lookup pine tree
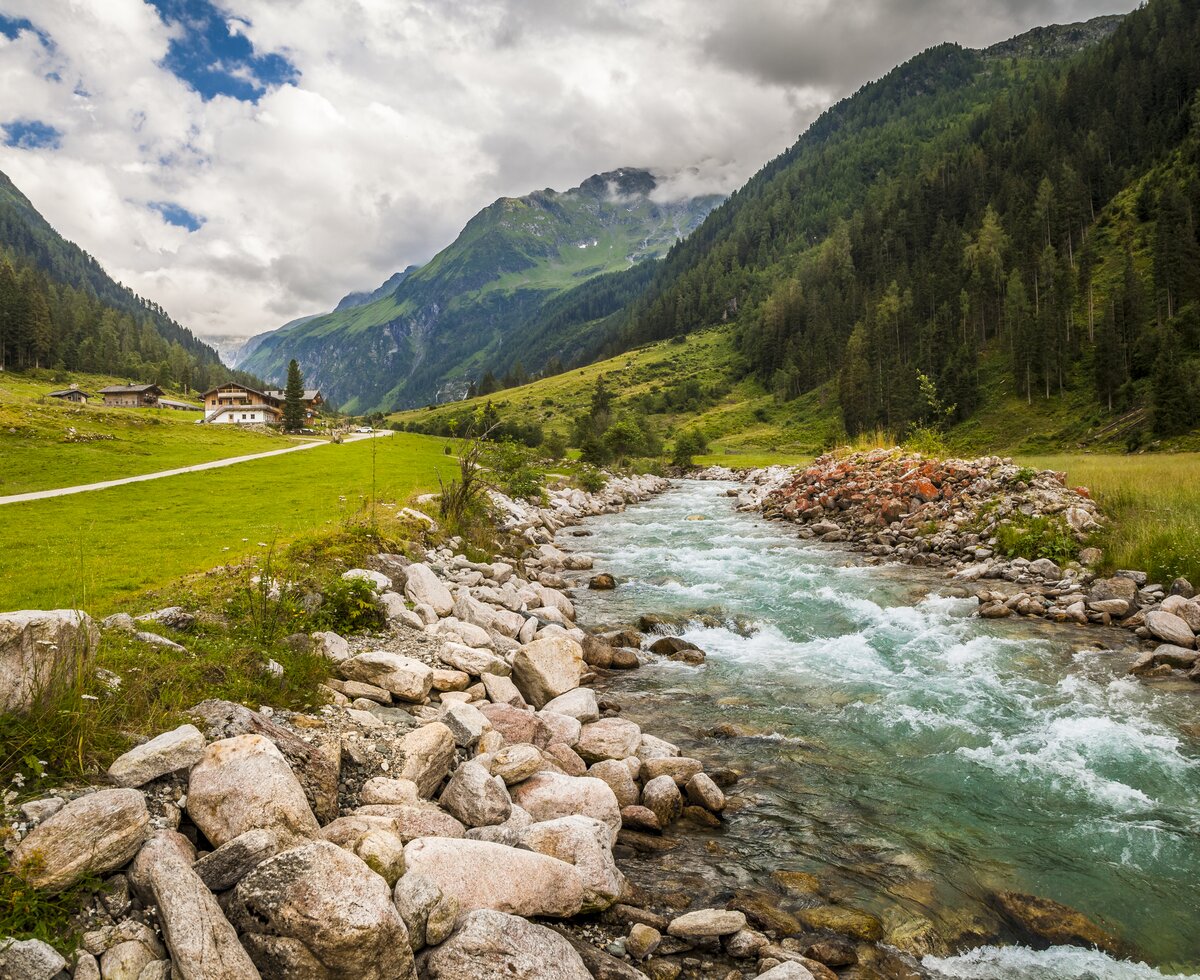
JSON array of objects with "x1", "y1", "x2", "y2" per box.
[{"x1": 283, "y1": 359, "x2": 306, "y2": 431}]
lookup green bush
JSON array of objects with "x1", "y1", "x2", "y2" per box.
[
  {"x1": 994, "y1": 514, "x2": 1077, "y2": 563},
  {"x1": 309, "y1": 575, "x2": 385, "y2": 633},
  {"x1": 578, "y1": 465, "x2": 607, "y2": 493}
]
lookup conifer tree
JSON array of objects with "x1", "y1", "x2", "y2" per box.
[{"x1": 283, "y1": 358, "x2": 306, "y2": 431}]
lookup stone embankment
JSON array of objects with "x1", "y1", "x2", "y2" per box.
[
  {"x1": 696, "y1": 450, "x2": 1200, "y2": 686},
  {"x1": 1, "y1": 473, "x2": 866, "y2": 980}
]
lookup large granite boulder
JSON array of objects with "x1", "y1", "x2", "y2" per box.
[
  {"x1": 511, "y1": 636, "x2": 584, "y2": 708},
  {"x1": 403, "y1": 837, "x2": 585, "y2": 918},
  {"x1": 404, "y1": 563, "x2": 454, "y2": 616},
  {"x1": 107, "y1": 724, "x2": 206, "y2": 787},
  {"x1": 510, "y1": 772, "x2": 621, "y2": 845},
  {"x1": 11, "y1": 788, "x2": 149, "y2": 893},
  {"x1": 0, "y1": 609, "x2": 98, "y2": 713},
  {"x1": 522, "y1": 815, "x2": 624, "y2": 912},
  {"x1": 398, "y1": 723, "x2": 457, "y2": 797},
  {"x1": 421, "y1": 910, "x2": 592, "y2": 979},
  {"x1": 340, "y1": 651, "x2": 433, "y2": 702},
  {"x1": 229, "y1": 840, "x2": 416, "y2": 979},
  {"x1": 186, "y1": 734, "x2": 320, "y2": 849},
  {"x1": 189, "y1": 699, "x2": 340, "y2": 823},
  {"x1": 130, "y1": 832, "x2": 259, "y2": 980}
]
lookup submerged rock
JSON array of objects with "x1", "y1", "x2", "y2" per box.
[{"x1": 990, "y1": 890, "x2": 1123, "y2": 956}]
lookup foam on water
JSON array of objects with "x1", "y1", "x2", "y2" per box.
[
  {"x1": 924, "y1": 945, "x2": 1199, "y2": 979},
  {"x1": 574, "y1": 479, "x2": 1200, "y2": 970}
]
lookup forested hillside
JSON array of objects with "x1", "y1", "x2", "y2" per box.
[
  {"x1": 0, "y1": 171, "x2": 257, "y2": 392},
  {"x1": 592, "y1": 4, "x2": 1200, "y2": 444}
]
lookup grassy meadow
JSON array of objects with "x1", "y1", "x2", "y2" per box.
[
  {"x1": 1018, "y1": 453, "x2": 1200, "y2": 587},
  {"x1": 0, "y1": 431, "x2": 456, "y2": 614},
  {"x1": 0, "y1": 370, "x2": 291, "y2": 496}
]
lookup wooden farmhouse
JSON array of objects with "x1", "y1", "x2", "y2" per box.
[
  {"x1": 200, "y1": 383, "x2": 323, "y2": 425},
  {"x1": 99, "y1": 383, "x2": 164, "y2": 408},
  {"x1": 47, "y1": 386, "x2": 92, "y2": 404}
]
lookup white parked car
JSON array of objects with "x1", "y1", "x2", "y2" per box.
[{"x1": 357, "y1": 425, "x2": 373, "y2": 433}]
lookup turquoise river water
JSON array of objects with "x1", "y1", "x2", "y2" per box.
[{"x1": 571, "y1": 480, "x2": 1200, "y2": 979}]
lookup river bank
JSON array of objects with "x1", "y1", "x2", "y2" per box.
[
  {"x1": 694, "y1": 451, "x2": 1200, "y2": 688},
  {"x1": 568, "y1": 479, "x2": 1200, "y2": 979}
]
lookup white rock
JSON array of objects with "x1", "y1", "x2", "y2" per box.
[
  {"x1": 230, "y1": 840, "x2": 416, "y2": 979},
  {"x1": 421, "y1": 909, "x2": 592, "y2": 979},
  {"x1": 511, "y1": 636, "x2": 584, "y2": 708},
  {"x1": 576, "y1": 718, "x2": 642, "y2": 762},
  {"x1": 538, "y1": 710, "x2": 582, "y2": 747},
  {"x1": 378, "y1": 591, "x2": 409, "y2": 619},
  {"x1": 441, "y1": 701, "x2": 491, "y2": 747},
  {"x1": 439, "y1": 760, "x2": 512, "y2": 828},
  {"x1": 0, "y1": 609, "x2": 98, "y2": 713},
  {"x1": 343, "y1": 568, "x2": 392, "y2": 591},
  {"x1": 11, "y1": 788, "x2": 149, "y2": 893},
  {"x1": 312, "y1": 630, "x2": 351, "y2": 662},
  {"x1": 522, "y1": 815, "x2": 623, "y2": 911},
  {"x1": 440, "y1": 642, "x2": 510, "y2": 677},
  {"x1": 404, "y1": 563, "x2": 455, "y2": 616},
  {"x1": 399, "y1": 723, "x2": 457, "y2": 797},
  {"x1": 130, "y1": 831, "x2": 260, "y2": 979},
  {"x1": 542, "y1": 688, "x2": 600, "y2": 723},
  {"x1": 186, "y1": 734, "x2": 320, "y2": 849},
  {"x1": 0, "y1": 938, "x2": 68, "y2": 980},
  {"x1": 510, "y1": 771, "x2": 621, "y2": 845},
  {"x1": 1146, "y1": 609, "x2": 1195, "y2": 648},
  {"x1": 107, "y1": 724, "x2": 206, "y2": 788},
  {"x1": 341, "y1": 650, "x2": 434, "y2": 702},
  {"x1": 403, "y1": 837, "x2": 585, "y2": 918},
  {"x1": 480, "y1": 672, "x2": 526, "y2": 707}
]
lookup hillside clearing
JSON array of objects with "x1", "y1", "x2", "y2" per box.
[{"x1": 0, "y1": 371, "x2": 291, "y2": 496}]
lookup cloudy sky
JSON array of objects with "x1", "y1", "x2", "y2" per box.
[{"x1": 0, "y1": 0, "x2": 1128, "y2": 350}]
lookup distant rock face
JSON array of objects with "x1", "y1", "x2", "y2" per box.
[
  {"x1": 238, "y1": 169, "x2": 721, "y2": 413},
  {"x1": 0, "y1": 609, "x2": 98, "y2": 713}
]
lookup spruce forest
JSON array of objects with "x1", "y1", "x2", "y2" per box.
[{"x1": 596, "y1": 2, "x2": 1200, "y2": 442}]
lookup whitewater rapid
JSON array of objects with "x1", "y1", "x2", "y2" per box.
[{"x1": 572, "y1": 480, "x2": 1200, "y2": 978}]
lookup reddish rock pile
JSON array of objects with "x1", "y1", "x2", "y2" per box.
[{"x1": 759, "y1": 448, "x2": 1101, "y2": 568}]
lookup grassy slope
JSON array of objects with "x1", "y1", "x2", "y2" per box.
[
  {"x1": 0, "y1": 431, "x2": 455, "y2": 614},
  {"x1": 0, "y1": 371, "x2": 295, "y2": 495},
  {"x1": 393, "y1": 326, "x2": 843, "y2": 460}
]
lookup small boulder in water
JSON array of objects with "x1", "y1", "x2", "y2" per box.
[
  {"x1": 589, "y1": 574, "x2": 617, "y2": 590},
  {"x1": 989, "y1": 890, "x2": 1123, "y2": 956}
]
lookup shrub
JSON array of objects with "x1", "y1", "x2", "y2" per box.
[
  {"x1": 577, "y1": 465, "x2": 607, "y2": 493},
  {"x1": 671, "y1": 428, "x2": 709, "y2": 468},
  {"x1": 994, "y1": 514, "x2": 1077, "y2": 563},
  {"x1": 309, "y1": 575, "x2": 384, "y2": 634}
]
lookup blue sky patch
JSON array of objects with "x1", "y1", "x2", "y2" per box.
[
  {"x1": 150, "y1": 201, "x2": 205, "y2": 231},
  {"x1": 2, "y1": 119, "x2": 62, "y2": 150},
  {"x1": 148, "y1": 0, "x2": 298, "y2": 102},
  {"x1": 0, "y1": 14, "x2": 41, "y2": 41}
]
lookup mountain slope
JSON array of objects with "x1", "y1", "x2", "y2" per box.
[
  {"x1": 599, "y1": 5, "x2": 1200, "y2": 444},
  {"x1": 240, "y1": 169, "x2": 722, "y2": 412},
  {"x1": 0, "y1": 170, "x2": 260, "y2": 391}
]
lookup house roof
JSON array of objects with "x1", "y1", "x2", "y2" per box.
[
  {"x1": 159, "y1": 398, "x2": 202, "y2": 410},
  {"x1": 47, "y1": 388, "x2": 92, "y2": 398},
  {"x1": 200, "y1": 382, "x2": 271, "y2": 400},
  {"x1": 99, "y1": 384, "x2": 163, "y2": 395},
  {"x1": 264, "y1": 389, "x2": 322, "y2": 402}
]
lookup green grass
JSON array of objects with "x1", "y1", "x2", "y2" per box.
[
  {"x1": 0, "y1": 432, "x2": 457, "y2": 614},
  {"x1": 1017, "y1": 453, "x2": 1200, "y2": 586},
  {"x1": 0, "y1": 370, "x2": 291, "y2": 495}
]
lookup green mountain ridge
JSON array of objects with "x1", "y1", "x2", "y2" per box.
[
  {"x1": 589, "y1": 4, "x2": 1200, "y2": 447},
  {"x1": 240, "y1": 168, "x2": 723, "y2": 412},
  {"x1": 0, "y1": 170, "x2": 263, "y2": 392}
]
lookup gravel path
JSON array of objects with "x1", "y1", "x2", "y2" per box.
[{"x1": 0, "y1": 430, "x2": 393, "y2": 507}]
